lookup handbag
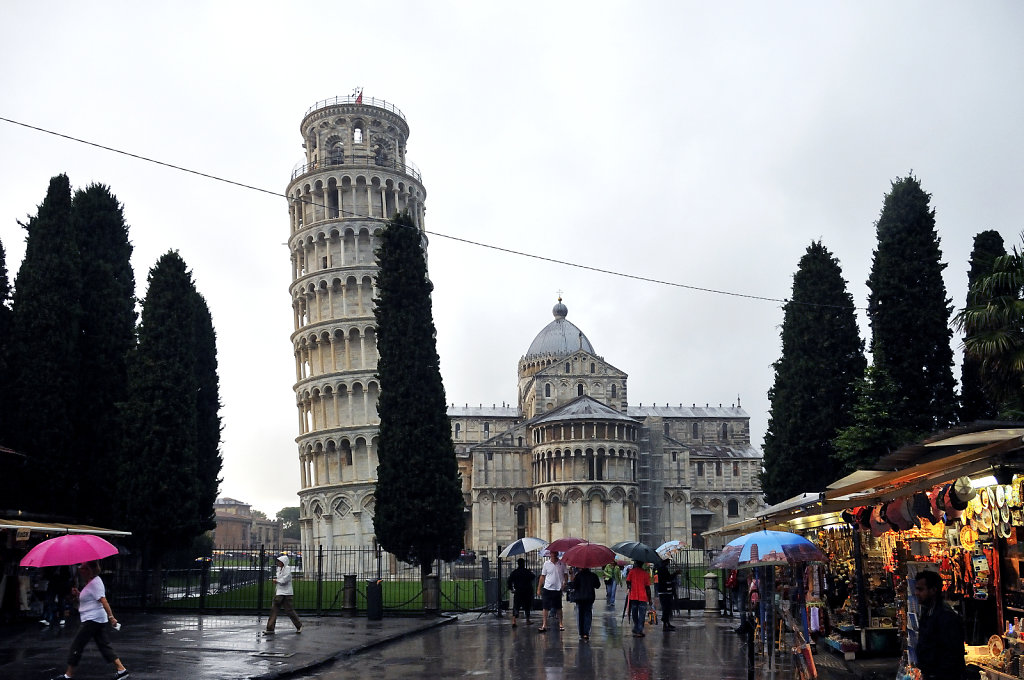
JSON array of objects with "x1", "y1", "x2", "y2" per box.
[
  {"x1": 566, "y1": 586, "x2": 576, "y2": 602},
  {"x1": 646, "y1": 608, "x2": 658, "y2": 625}
]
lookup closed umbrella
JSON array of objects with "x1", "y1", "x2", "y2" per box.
[
  {"x1": 561, "y1": 542, "x2": 616, "y2": 569},
  {"x1": 610, "y1": 540, "x2": 661, "y2": 564},
  {"x1": 20, "y1": 534, "x2": 119, "y2": 567},
  {"x1": 710, "y1": 530, "x2": 825, "y2": 569},
  {"x1": 498, "y1": 537, "x2": 548, "y2": 558}
]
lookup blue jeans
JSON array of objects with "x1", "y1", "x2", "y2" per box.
[
  {"x1": 605, "y1": 579, "x2": 617, "y2": 604},
  {"x1": 630, "y1": 600, "x2": 648, "y2": 634}
]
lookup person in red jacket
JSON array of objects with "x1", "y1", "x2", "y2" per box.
[{"x1": 626, "y1": 560, "x2": 652, "y2": 637}]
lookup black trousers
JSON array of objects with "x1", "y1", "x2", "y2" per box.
[
  {"x1": 658, "y1": 593, "x2": 674, "y2": 624},
  {"x1": 67, "y1": 620, "x2": 118, "y2": 667}
]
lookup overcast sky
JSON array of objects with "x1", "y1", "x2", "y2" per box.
[{"x1": 2, "y1": 2, "x2": 1022, "y2": 518}]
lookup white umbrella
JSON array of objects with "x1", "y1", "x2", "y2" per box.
[{"x1": 498, "y1": 537, "x2": 548, "y2": 558}]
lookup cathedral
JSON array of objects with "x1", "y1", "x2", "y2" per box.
[{"x1": 286, "y1": 94, "x2": 765, "y2": 552}]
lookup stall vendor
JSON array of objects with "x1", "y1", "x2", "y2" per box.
[{"x1": 914, "y1": 570, "x2": 966, "y2": 680}]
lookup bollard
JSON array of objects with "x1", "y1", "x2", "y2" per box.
[
  {"x1": 423, "y1": 573, "x2": 440, "y2": 616},
  {"x1": 366, "y1": 579, "x2": 383, "y2": 620},
  {"x1": 342, "y1": 574, "x2": 357, "y2": 616},
  {"x1": 704, "y1": 572, "x2": 719, "y2": 613}
]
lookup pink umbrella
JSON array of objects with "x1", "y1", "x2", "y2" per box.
[
  {"x1": 561, "y1": 542, "x2": 616, "y2": 569},
  {"x1": 20, "y1": 534, "x2": 119, "y2": 567},
  {"x1": 546, "y1": 537, "x2": 585, "y2": 553}
]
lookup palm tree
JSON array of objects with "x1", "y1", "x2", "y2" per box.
[{"x1": 955, "y1": 237, "x2": 1024, "y2": 418}]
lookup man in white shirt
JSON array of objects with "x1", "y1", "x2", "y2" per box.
[{"x1": 536, "y1": 551, "x2": 567, "y2": 632}]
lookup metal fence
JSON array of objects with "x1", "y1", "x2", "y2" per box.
[
  {"x1": 106, "y1": 545, "x2": 494, "y2": 616},
  {"x1": 104, "y1": 545, "x2": 733, "y2": 617}
]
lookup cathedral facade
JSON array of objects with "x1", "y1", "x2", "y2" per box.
[
  {"x1": 449, "y1": 300, "x2": 766, "y2": 551},
  {"x1": 287, "y1": 95, "x2": 765, "y2": 551}
]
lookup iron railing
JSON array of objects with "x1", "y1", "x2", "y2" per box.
[
  {"x1": 290, "y1": 154, "x2": 422, "y2": 182},
  {"x1": 304, "y1": 95, "x2": 406, "y2": 121}
]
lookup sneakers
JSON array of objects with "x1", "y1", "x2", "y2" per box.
[
  {"x1": 40, "y1": 619, "x2": 51, "y2": 626},
  {"x1": 295, "y1": 625, "x2": 302, "y2": 634},
  {"x1": 115, "y1": 670, "x2": 131, "y2": 679},
  {"x1": 264, "y1": 629, "x2": 275, "y2": 635},
  {"x1": 50, "y1": 675, "x2": 71, "y2": 680},
  {"x1": 59, "y1": 619, "x2": 66, "y2": 626}
]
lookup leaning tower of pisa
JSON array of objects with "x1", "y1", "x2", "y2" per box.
[{"x1": 286, "y1": 94, "x2": 427, "y2": 548}]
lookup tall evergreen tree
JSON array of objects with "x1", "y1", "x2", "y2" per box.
[
  {"x1": 0, "y1": 238, "x2": 12, "y2": 447},
  {"x1": 189, "y1": 286, "x2": 223, "y2": 533},
  {"x1": 72, "y1": 184, "x2": 136, "y2": 526},
  {"x1": 834, "y1": 364, "x2": 919, "y2": 473},
  {"x1": 121, "y1": 252, "x2": 220, "y2": 565},
  {"x1": 760, "y1": 241, "x2": 865, "y2": 504},
  {"x1": 5, "y1": 175, "x2": 82, "y2": 516},
  {"x1": 372, "y1": 213, "x2": 464, "y2": 576},
  {"x1": 864, "y1": 174, "x2": 957, "y2": 437},
  {"x1": 959, "y1": 230, "x2": 1006, "y2": 422},
  {"x1": 956, "y1": 237, "x2": 1024, "y2": 417}
]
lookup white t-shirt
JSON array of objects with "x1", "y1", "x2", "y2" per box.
[
  {"x1": 540, "y1": 559, "x2": 567, "y2": 591},
  {"x1": 78, "y1": 576, "x2": 108, "y2": 623}
]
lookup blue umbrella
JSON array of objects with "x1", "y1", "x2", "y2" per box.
[
  {"x1": 710, "y1": 530, "x2": 825, "y2": 569},
  {"x1": 498, "y1": 537, "x2": 548, "y2": 558}
]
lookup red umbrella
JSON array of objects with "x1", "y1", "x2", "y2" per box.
[
  {"x1": 20, "y1": 534, "x2": 118, "y2": 567},
  {"x1": 561, "y1": 542, "x2": 616, "y2": 568},
  {"x1": 546, "y1": 536, "x2": 585, "y2": 553}
]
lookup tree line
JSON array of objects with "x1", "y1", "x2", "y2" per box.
[
  {"x1": 761, "y1": 173, "x2": 1020, "y2": 504},
  {"x1": 0, "y1": 174, "x2": 222, "y2": 566}
]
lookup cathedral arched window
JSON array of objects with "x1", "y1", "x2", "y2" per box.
[
  {"x1": 330, "y1": 143, "x2": 344, "y2": 165},
  {"x1": 516, "y1": 504, "x2": 527, "y2": 539},
  {"x1": 353, "y1": 124, "x2": 364, "y2": 144},
  {"x1": 716, "y1": 461, "x2": 723, "y2": 476},
  {"x1": 728, "y1": 500, "x2": 739, "y2": 516},
  {"x1": 721, "y1": 423, "x2": 728, "y2": 440},
  {"x1": 549, "y1": 500, "x2": 560, "y2": 523},
  {"x1": 692, "y1": 423, "x2": 699, "y2": 439},
  {"x1": 565, "y1": 363, "x2": 571, "y2": 373},
  {"x1": 545, "y1": 383, "x2": 551, "y2": 397},
  {"x1": 590, "y1": 363, "x2": 595, "y2": 373},
  {"x1": 484, "y1": 423, "x2": 490, "y2": 438},
  {"x1": 611, "y1": 384, "x2": 617, "y2": 398},
  {"x1": 577, "y1": 384, "x2": 584, "y2": 397},
  {"x1": 455, "y1": 423, "x2": 461, "y2": 439},
  {"x1": 664, "y1": 423, "x2": 670, "y2": 436}
]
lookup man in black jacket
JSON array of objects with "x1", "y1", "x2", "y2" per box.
[
  {"x1": 914, "y1": 570, "x2": 965, "y2": 680},
  {"x1": 507, "y1": 559, "x2": 536, "y2": 628}
]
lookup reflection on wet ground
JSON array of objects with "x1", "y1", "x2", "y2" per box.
[{"x1": 294, "y1": 605, "x2": 753, "y2": 680}]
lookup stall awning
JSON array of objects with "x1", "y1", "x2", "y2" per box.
[{"x1": 0, "y1": 518, "x2": 131, "y2": 537}]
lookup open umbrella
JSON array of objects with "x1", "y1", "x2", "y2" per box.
[
  {"x1": 20, "y1": 534, "x2": 118, "y2": 567},
  {"x1": 656, "y1": 540, "x2": 687, "y2": 558},
  {"x1": 611, "y1": 540, "x2": 661, "y2": 564},
  {"x1": 710, "y1": 530, "x2": 825, "y2": 569},
  {"x1": 561, "y1": 542, "x2": 616, "y2": 569},
  {"x1": 546, "y1": 537, "x2": 585, "y2": 553},
  {"x1": 498, "y1": 537, "x2": 548, "y2": 558}
]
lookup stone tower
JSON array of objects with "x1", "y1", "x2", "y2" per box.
[{"x1": 286, "y1": 94, "x2": 426, "y2": 548}]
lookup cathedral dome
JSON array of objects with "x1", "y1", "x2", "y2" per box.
[{"x1": 526, "y1": 299, "x2": 595, "y2": 357}]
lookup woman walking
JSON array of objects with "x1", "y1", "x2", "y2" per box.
[{"x1": 51, "y1": 561, "x2": 129, "y2": 679}]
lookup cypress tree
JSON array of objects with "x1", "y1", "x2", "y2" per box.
[
  {"x1": 834, "y1": 364, "x2": 919, "y2": 473},
  {"x1": 0, "y1": 238, "x2": 11, "y2": 447},
  {"x1": 761, "y1": 241, "x2": 865, "y2": 504},
  {"x1": 121, "y1": 252, "x2": 219, "y2": 565},
  {"x1": 864, "y1": 174, "x2": 957, "y2": 437},
  {"x1": 189, "y1": 287, "x2": 223, "y2": 534},
  {"x1": 959, "y1": 230, "x2": 1006, "y2": 422},
  {"x1": 72, "y1": 184, "x2": 136, "y2": 526},
  {"x1": 6, "y1": 175, "x2": 82, "y2": 516},
  {"x1": 372, "y1": 213, "x2": 465, "y2": 577}
]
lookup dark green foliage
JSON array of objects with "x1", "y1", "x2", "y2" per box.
[
  {"x1": 72, "y1": 185, "x2": 136, "y2": 527},
  {"x1": 5, "y1": 175, "x2": 82, "y2": 516},
  {"x1": 760, "y1": 242, "x2": 865, "y2": 504},
  {"x1": 956, "y1": 236, "x2": 1024, "y2": 417},
  {"x1": 189, "y1": 288, "x2": 223, "y2": 534},
  {"x1": 0, "y1": 239, "x2": 11, "y2": 449},
  {"x1": 834, "y1": 364, "x2": 919, "y2": 473},
  {"x1": 372, "y1": 213, "x2": 464, "y2": 576},
  {"x1": 277, "y1": 506, "x2": 302, "y2": 540},
  {"x1": 959, "y1": 231, "x2": 1006, "y2": 422},
  {"x1": 864, "y1": 174, "x2": 957, "y2": 437},
  {"x1": 121, "y1": 252, "x2": 221, "y2": 565}
]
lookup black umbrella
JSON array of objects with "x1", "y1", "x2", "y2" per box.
[{"x1": 611, "y1": 540, "x2": 661, "y2": 564}]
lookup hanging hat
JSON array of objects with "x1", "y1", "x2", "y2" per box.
[
  {"x1": 942, "y1": 485, "x2": 963, "y2": 520},
  {"x1": 912, "y1": 492, "x2": 933, "y2": 521},
  {"x1": 870, "y1": 506, "x2": 889, "y2": 537},
  {"x1": 929, "y1": 489, "x2": 943, "y2": 523},
  {"x1": 949, "y1": 476, "x2": 976, "y2": 510},
  {"x1": 856, "y1": 506, "x2": 873, "y2": 530},
  {"x1": 887, "y1": 499, "x2": 913, "y2": 531}
]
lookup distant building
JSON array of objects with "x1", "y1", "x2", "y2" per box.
[{"x1": 212, "y1": 497, "x2": 282, "y2": 548}]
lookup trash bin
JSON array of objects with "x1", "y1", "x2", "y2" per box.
[{"x1": 366, "y1": 579, "x2": 383, "y2": 620}]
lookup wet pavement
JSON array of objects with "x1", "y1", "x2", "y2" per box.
[
  {"x1": 0, "y1": 612, "x2": 453, "y2": 679},
  {"x1": 0, "y1": 604, "x2": 898, "y2": 679}
]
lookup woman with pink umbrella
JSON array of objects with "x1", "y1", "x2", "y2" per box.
[{"x1": 52, "y1": 561, "x2": 130, "y2": 680}]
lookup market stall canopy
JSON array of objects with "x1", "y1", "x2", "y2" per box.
[{"x1": 0, "y1": 518, "x2": 131, "y2": 537}]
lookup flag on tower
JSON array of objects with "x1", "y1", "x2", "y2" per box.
[{"x1": 355, "y1": 89, "x2": 363, "y2": 104}]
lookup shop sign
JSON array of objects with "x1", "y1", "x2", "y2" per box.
[{"x1": 15, "y1": 527, "x2": 30, "y2": 542}]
